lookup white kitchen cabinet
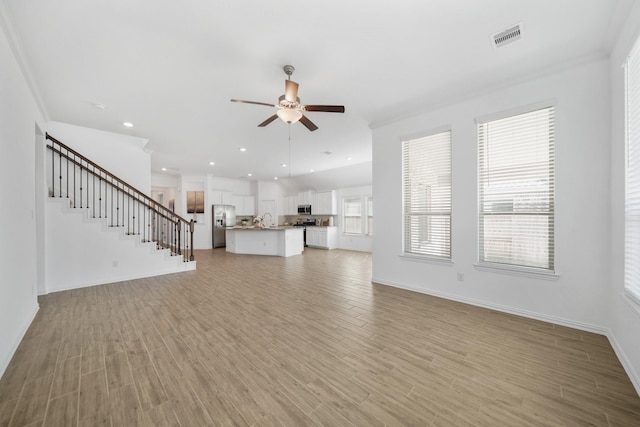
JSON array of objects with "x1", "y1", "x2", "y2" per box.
[
  {"x1": 210, "y1": 190, "x2": 234, "y2": 206},
  {"x1": 311, "y1": 190, "x2": 337, "y2": 215},
  {"x1": 282, "y1": 195, "x2": 298, "y2": 215},
  {"x1": 232, "y1": 195, "x2": 255, "y2": 216},
  {"x1": 297, "y1": 190, "x2": 312, "y2": 205},
  {"x1": 306, "y1": 226, "x2": 337, "y2": 249}
]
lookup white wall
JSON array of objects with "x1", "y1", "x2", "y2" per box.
[
  {"x1": 0, "y1": 9, "x2": 45, "y2": 376},
  {"x1": 45, "y1": 199, "x2": 194, "y2": 292},
  {"x1": 373, "y1": 59, "x2": 611, "y2": 331},
  {"x1": 47, "y1": 121, "x2": 151, "y2": 193},
  {"x1": 337, "y1": 185, "x2": 373, "y2": 252},
  {"x1": 609, "y1": 1, "x2": 640, "y2": 393}
]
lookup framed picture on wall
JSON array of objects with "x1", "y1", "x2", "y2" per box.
[{"x1": 187, "y1": 191, "x2": 204, "y2": 213}]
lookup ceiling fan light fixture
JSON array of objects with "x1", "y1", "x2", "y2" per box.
[{"x1": 277, "y1": 108, "x2": 302, "y2": 124}]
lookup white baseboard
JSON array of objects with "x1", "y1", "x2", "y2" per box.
[
  {"x1": 0, "y1": 302, "x2": 39, "y2": 379},
  {"x1": 372, "y1": 277, "x2": 640, "y2": 396},
  {"x1": 371, "y1": 276, "x2": 608, "y2": 335},
  {"x1": 41, "y1": 261, "x2": 196, "y2": 295},
  {"x1": 606, "y1": 330, "x2": 640, "y2": 396}
]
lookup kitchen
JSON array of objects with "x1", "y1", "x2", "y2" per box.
[
  {"x1": 156, "y1": 173, "x2": 372, "y2": 254},
  {"x1": 212, "y1": 191, "x2": 340, "y2": 257}
]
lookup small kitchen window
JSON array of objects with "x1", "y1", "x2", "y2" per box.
[{"x1": 343, "y1": 196, "x2": 362, "y2": 234}]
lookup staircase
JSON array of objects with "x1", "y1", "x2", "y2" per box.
[{"x1": 45, "y1": 133, "x2": 195, "y2": 292}]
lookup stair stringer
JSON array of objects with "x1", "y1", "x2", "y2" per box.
[{"x1": 44, "y1": 198, "x2": 195, "y2": 294}]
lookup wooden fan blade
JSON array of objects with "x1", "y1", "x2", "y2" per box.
[
  {"x1": 258, "y1": 114, "x2": 278, "y2": 127},
  {"x1": 304, "y1": 105, "x2": 345, "y2": 113},
  {"x1": 299, "y1": 115, "x2": 318, "y2": 132},
  {"x1": 231, "y1": 99, "x2": 277, "y2": 108},
  {"x1": 285, "y1": 80, "x2": 299, "y2": 103}
]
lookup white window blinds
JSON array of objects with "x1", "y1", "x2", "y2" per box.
[
  {"x1": 625, "y1": 36, "x2": 640, "y2": 304},
  {"x1": 402, "y1": 131, "x2": 452, "y2": 259},
  {"x1": 478, "y1": 107, "x2": 555, "y2": 271},
  {"x1": 343, "y1": 196, "x2": 362, "y2": 234}
]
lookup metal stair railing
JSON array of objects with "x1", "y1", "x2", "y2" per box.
[{"x1": 45, "y1": 133, "x2": 195, "y2": 262}]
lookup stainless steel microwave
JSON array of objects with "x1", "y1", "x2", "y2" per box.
[{"x1": 297, "y1": 204, "x2": 311, "y2": 214}]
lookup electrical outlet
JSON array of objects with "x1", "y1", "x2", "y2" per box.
[{"x1": 457, "y1": 272, "x2": 464, "y2": 282}]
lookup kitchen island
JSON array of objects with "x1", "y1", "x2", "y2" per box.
[{"x1": 225, "y1": 227, "x2": 304, "y2": 257}]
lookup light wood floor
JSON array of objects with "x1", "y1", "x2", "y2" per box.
[{"x1": 1, "y1": 248, "x2": 639, "y2": 426}]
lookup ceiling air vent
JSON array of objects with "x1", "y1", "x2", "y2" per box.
[{"x1": 491, "y1": 23, "x2": 523, "y2": 49}]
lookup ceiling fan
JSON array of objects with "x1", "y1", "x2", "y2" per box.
[{"x1": 231, "y1": 65, "x2": 345, "y2": 132}]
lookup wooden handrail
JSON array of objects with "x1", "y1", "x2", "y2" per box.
[
  {"x1": 46, "y1": 133, "x2": 195, "y2": 262},
  {"x1": 47, "y1": 145, "x2": 180, "y2": 225},
  {"x1": 45, "y1": 133, "x2": 190, "y2": 225}
]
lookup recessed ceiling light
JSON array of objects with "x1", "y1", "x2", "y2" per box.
[
  {"x1": 281, "y1": 163, "x2": 287, "y2": 167},
  {"x1": 323, "y1": 151, "x2": 332, "y2": 155},
  {"x1": 346, "y1": 157, "x2": 353, "y2": 160},
  {"x1": 274, "y1": 177, "x2": 278, "y2": 180},
  {"x1": 209, "y1": 161, "x2": 215, "y2": 165},
  {"x1": 309, "y1": 169, "x2": 314, "y2": 173},
  {"x1": 93, "y1": 103, "x2": 106, "y2": 110},
  {"x1": 123, "y1": 122, "x2": 133, "y2": 128},
  {"x1": 247, "y1": 173, "x2": 252, "y2": 177},
  {"x1": 161, "y1": 167, "x2": 167, "y2": 171},
  {"x1": 239, "y1": 148, "x2": 247, "y2": 152}
]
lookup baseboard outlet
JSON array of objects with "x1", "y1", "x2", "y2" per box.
[{"x1": 0, "y1": 302, "x2": 39, "y2": 379}]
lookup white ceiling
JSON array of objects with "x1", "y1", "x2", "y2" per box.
[{"x1": 1, "y1": 0, "x2": 632, "y2": 185}]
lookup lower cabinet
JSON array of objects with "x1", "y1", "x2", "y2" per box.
[{"x1": 306, "y1": 226, "x2": 337, "y2": 249}]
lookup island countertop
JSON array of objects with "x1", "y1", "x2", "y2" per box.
[{"x1": 225, "y1": 227, "x2": 304, "y2": 257}]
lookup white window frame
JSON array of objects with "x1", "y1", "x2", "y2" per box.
[
  {"x1": 477, "y1": 105, "x2": 556, "y2": 275},
  {"x1": 624, "y1": 34, "x2": 640, "y2": 309},
  {"x1": 343, "y1": 196, "x2": 362, "y2": 235},
  {"x1": 402, "y1": 130, "x2": 452, "y2": 261}
]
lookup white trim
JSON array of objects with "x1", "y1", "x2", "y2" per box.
[
  {"x1": 399, "y1": 253, "x2": 454, "y2": 266},
  {"x1": 0, "y1": 302, "x2": 39, "y2": 378},
  {"x1": 607, "y1": 328, "x2": 640, "y2": 397},
  {"x1": 41, "y1": 264, "x2": 196, "y2": 295},
  {"x1": 474, "y1": 99, "x2": 557, "y2": 124},
  {"x1": 474, "y1": 262, "x2": 559, "y2": 281},
  {"x1": 399, "y1": 124, "x2": 452, "y2": 144},
  {"x1": 371, "y1": 277, "x2": 605, "y2": 334}
]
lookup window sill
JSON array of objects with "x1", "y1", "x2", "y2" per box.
[
  {"x1": 399, "y1": 253, "x2": 453, "y2": 266},
  {"x1": 473, "y1": 262, "x2": 559, "y2": 281}
]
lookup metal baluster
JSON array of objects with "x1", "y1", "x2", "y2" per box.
[
  {"x1": 58, "y1": 144, "x2": 62, "y2": 198},
  {"x1": 73, "y1": 153, "x2": 76, "y2": 208},
  {"x1": 91, "y1": 166, "x2": 94, "y2": 218},
  {"x1": 79, "y1": 165, "x2": 83, "y2": 208},
  {"x1": 50, "y1": 142, "x2": 54, "y2": 198},
  {"x1": 65, "y1": 147, "x2": 69, "y2": 199}
]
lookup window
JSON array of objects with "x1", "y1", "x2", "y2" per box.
[
  {"x1": 366, "y1": 196, "x2": 373, "y2": 235},
  {"x1": 625, "y1": 36, "x2": 640, "y2": 304},
  {"x1": 402, "y1": 130, "x2": 451, "y2": 259},
  {"x1": 478, "y1": 107, "x2": 555, "y2": 271},
  {"x1": 343, "y1": 196, "x2": 362, "y2": 234}
]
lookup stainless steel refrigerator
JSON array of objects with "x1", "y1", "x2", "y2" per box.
[{"x1": 212, "y1": 205, "x2": 236, "y2": 248}]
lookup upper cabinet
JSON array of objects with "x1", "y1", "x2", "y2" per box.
[
  {"x1": 283, "y1": 195, "x2": 298, "y2": 215},
  {"x1": 312, "y1": 190, "x2": 337, "y2": 215},
  {"x1": 297, "y1": 191, "x2": 312, "y2": 205},
  {"x1": 281, "y1": 190, "x2": 337, "y2": 216},
  {"x1": 231, "y1": 195, "x2": 255, "y2": 216}
]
